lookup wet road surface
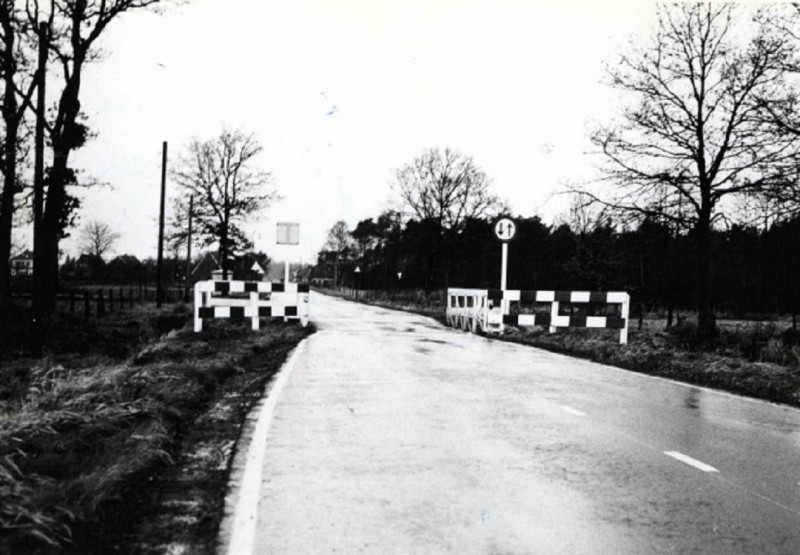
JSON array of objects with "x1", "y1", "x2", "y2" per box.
[{"x1": 240, "y1": 292, "x2": 800, "y2": 553}]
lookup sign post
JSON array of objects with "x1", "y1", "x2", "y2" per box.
[
  {"x1": 501, "y1": 244, "x2": 508, "y2": 290},
  {"x1": 494, "y1": 217, "x2": 517, "y2": 331},
  {"x1": 276, "y1": 222, "x2": 300, "y2": 283},
  {"x1": 494, "y1": 217, "x2": 517, "y2": 290}
]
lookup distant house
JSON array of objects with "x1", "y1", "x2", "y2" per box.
[
  {"x1": 311, "y1": 277, "x2": 333, "y2": 288},
  {"x1": 191, "y1": 253, "x2": 273, "y2": 282},
  {"x1": 74, "y1": 254, "x2": 104, "y2": 281},
  {"x1": 105, "y1": 255, "x2": 143, "y2": 284},
  {"x1": 10, "y1": 250, "x2": 33, "y2": 277}
]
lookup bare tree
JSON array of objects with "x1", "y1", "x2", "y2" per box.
[
  {"x1": 324, "y1": 220, "x2": 353, "y2": 286},
  {"x1": 588, "y1": 4, "x2": 800, "y2": 337},
  {"x1": 324, "y1": 220, "x2": 352, "y2": 252},
  {"x1": 0, "y1": 1, "x2": 36, "y2": 311},
  {"x1": 165, "y1": 196, "x2": 192, "y2": 253},
  {"x1": 393, "y1": 147, "x2": 501, "y2": 231},
  {"x1": 557, "y1": 192, "x2": 610, "y2": 235},
  {"x1": 745, "y1": 6, "x2": 800, "y2": 213},
  {"x1": 173, "y1": 128, "x2": 276, "y2": 279},
  {"x1": 78, "y1": 219, "x2": 119, "y2": 260},
  {"x1": 23, "y1": 0, "x2": 173, "y2": 311}
]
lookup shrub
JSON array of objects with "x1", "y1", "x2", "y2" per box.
[{"x1": 781, "y1": 327, "x2": 800, "y2": 347}]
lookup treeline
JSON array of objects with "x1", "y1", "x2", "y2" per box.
[
  {"x1": 54, "y1": 251, "x2": 272, "y2": 286},
  {"x1": 60, "y1": 254, "x2": 184, "y2": 286},
  {"x1": 314, "y1": 212, "x2": 800, "y2": 322}
]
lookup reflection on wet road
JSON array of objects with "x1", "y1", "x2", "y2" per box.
[{"x1": 250, "y1": 292, "x2": 800, "y2": 554}]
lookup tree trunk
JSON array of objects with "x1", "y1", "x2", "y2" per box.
[
  {"x1": 0, "y1": 20, "x2": 18, "y2": 313},
  {"x1": 0, "y1": 113, "x2": 17, "y2": 314},
  {"x1": 220, "y1": 223, "x2": 229, "y2": 280},
  {"x1": 666, "y1": 225, "x2": 678, "y2": 331},
  {"x1": 39, "y1": 52, "x2": 84, "y2": 311},
  {"x1": 39, "y1": 135, "x2": 71, "y2": 312},
  {"x1": 39, "y1": 205, "x2": 63, "y2": 312},
  {"x1": 220, "y1": 190, "x2": 230, "y2": 279},
  {"x1": 334, "y1": 254, "x2": 339, "y2": 287},
  {"x1": 695, "y1": 211, "x2": 716, "y2": 339}
]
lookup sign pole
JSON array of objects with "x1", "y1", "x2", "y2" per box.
[
  {"x1": 493, "y1": 217, "x2": 517, "y2": 333},
  {"x1": 276, "y1": 222, "x2": 300, "y2": 283},
  {"x1": 501, "y1": 243, "x2": 508, "y2": 291}
]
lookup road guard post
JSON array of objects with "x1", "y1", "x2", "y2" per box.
[
  {"x1": 194, "y1": 280, "x2": 309, "y2": 331},
  {"x1": 446, "y1": 288, "x2": 630, "y2": 345}
]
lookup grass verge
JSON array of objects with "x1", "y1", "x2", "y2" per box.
[
  {"x1": 323, "y1": 288, "x2": 800, "y2": 409},
  {"x1": 0, "y1": 304, "x2": 313, "y2": 554}
]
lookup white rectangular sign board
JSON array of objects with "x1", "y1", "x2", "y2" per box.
[{"x1": 276, "y1": 222, "x2": 300, "y2": 245}]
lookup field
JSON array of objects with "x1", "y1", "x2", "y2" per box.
[
  {"x1": 324, "y1": 288, "x2": 800, "y2": 409},
  {"x1": 0, "y1": 303, "x2": 313, "y2": 554}
]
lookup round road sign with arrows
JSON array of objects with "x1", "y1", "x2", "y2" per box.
[{"x1": 494, "y1": 217, "x2": 517, "y2": 242}]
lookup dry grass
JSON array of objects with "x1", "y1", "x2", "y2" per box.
[
  {"x1": 499, "y1": 325, "x2": 800, "y2": 407},
  {"x1": 0, "y1": 308, "x2": 313, "y2": 553}
]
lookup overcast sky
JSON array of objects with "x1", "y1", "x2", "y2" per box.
[{"x1": 56, "y1": 0, "x2": 657, "y2": 263}]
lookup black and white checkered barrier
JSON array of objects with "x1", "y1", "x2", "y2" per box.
[
  {"x1": 446, "y1": 288, "x2": 630, "y2": 344},
  {"x1": 194, "y1": 280, "x2": 309, "y2": 332}
]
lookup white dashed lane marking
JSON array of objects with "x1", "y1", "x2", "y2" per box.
[
  {"x1": 551, "y1": 399, "x2": 800, "y2": 516},
  {"x1": 664, "y1": 451, "x2": 719, "y2": 473},
  {"x1": 558, "y1": 405, "x2": 587, "y2": 417}
]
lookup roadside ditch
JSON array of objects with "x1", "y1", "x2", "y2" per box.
[{"x1": 0, "y1": 305, "x2": 313, "y2": 554}]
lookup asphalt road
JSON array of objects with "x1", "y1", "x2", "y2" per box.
[{"x1": 231, "y1": 292, "x2": 800, "y2": 554}]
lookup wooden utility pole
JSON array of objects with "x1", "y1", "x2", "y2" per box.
[
  {"x1": 184, "y1": 195, "x2": 193, "y2": 301},
  {"x1": 31, "y1": 21, "x2": 48, "y2": 358},
  {"x1": 156, "y1": 141, "x2": 167, "y2": 307}
]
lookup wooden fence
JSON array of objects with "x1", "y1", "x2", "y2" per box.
[{"x1": 10, "y1": 287, "x2": 186, "y2": 319}]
